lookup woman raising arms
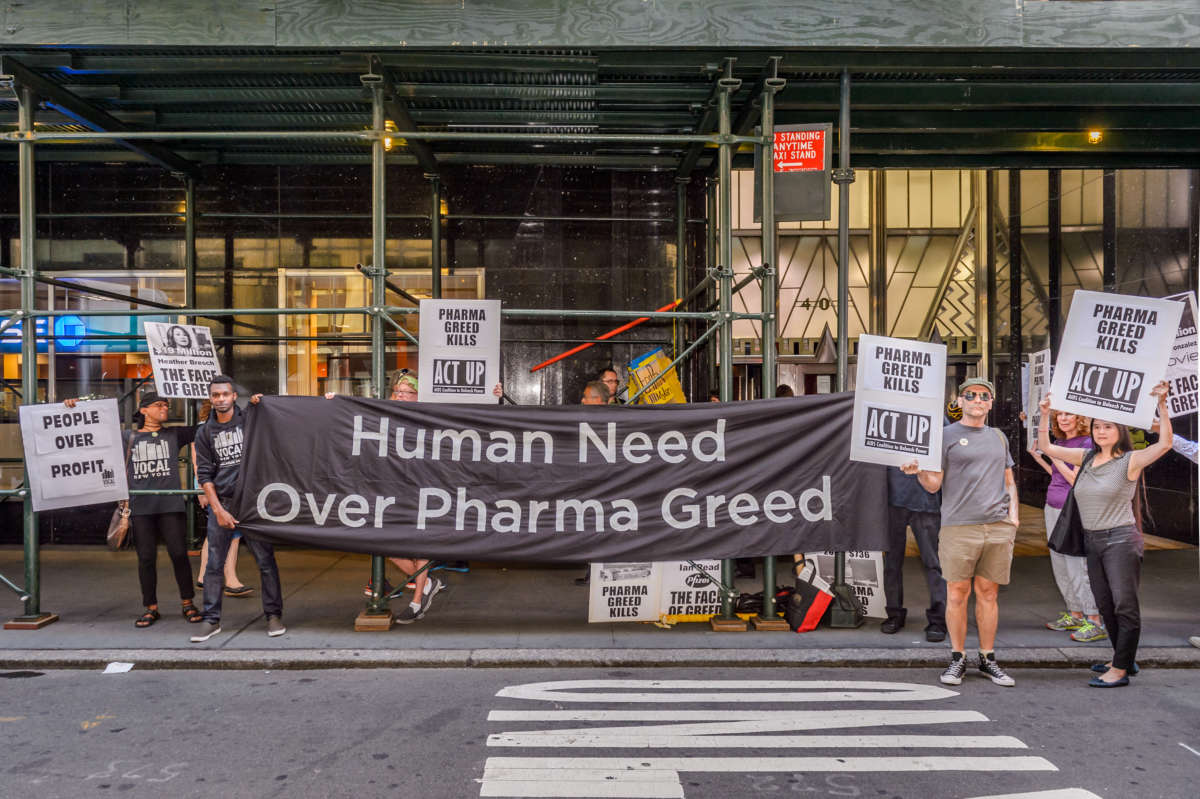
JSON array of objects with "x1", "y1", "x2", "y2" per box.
[{"x1": 1036, "y1": 381, "x2": 1173, "y2": 687}]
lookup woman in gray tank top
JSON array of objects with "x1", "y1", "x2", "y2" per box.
[{"x1": 1037, "y1": 381, "x2": 1173, "y2": 688}]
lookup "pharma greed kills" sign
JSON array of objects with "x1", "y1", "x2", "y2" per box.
[
  {"x1": 418, "y1": 299, "x2": 501, "y2": 404},
  {"x1": 850, "y1": 334, "x2": 947, "y2": 470},
  {"x1": 1048, "y1": 290, "x2": 1183, "y2": 428},
  {"x1": 18, "y1": 398, "x2": 129, "y2": 511}
]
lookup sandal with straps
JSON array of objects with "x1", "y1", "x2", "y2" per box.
[
  {"x1": 135, "y1": 609, "x2": 160, "y2": 628},
  {"x1": 182, "y1": 603, "x2": 203, "y2": 623}
]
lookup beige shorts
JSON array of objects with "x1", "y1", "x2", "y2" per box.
[{"x1": 938, "y1": 521, "x2": 1017, "y2": 584}]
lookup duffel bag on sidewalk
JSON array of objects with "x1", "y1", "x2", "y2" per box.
[{"x1": 785, "y1": 562, "x2": 834, "y2": 633}]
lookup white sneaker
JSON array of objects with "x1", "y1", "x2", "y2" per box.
[
  {"x1": 189, "y1": 622, "x2": 221, "y2": 643},
  {"x1": 978, "y1": 654, "x2": 1016, "y2": 687},
  {"x1": 940, "y1": 656, "x2": 967, "y2": 685}
]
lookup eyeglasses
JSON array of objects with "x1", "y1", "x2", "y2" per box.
[{"x1": 963, "y1": 391, "x2": 992, "y2": 402}]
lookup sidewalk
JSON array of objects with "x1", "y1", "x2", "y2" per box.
[{"x1": 1, "y1": 541, "x2": 1197, "y2": 671}]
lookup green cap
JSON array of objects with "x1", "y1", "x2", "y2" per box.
[{"x1": 958, "y1": 376, "x2": 995, "y2": 395}]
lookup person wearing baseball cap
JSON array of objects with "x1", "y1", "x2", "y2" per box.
[
  {"x1": 902, "y1": 374, "x2": 1020, "y2": 688},
  {"x1": 64, "y1": 390, "x2": 203, "y2": 629}
]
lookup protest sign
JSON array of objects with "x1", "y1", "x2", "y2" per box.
[
  {"x1": 627, "y1": 348, "x2": 686, "y2": 404},
  {"x1": 587, "y1": 563, "x2": 659, "y2": 622},
  {"x1": 143, "y1": 322, "x2": 221, "y2": 398},
  {"x1": 417, "y1": 299, "x2": 501, "y2": 404},
  {"x1": 1163, "y1": 291, "x2": 1197, "y2": 418},
  {"x1": 18, "y1": 398, "x2": 128, "y2": 511},
  {"x1": 803, "y1": 550, "x2": 886, "y2": 619},
  {"x1": 233, "y1": 392, "x2": 889, "y2": 562},
  {"x1": 587, "y1": 560, "x2": 722, "y2": 623},
  {"x1": 1048, "y1": 290, "x2": 1183, "y2": 428},
  {"x1": 1025, "y1": 349, "x2": 1052, "y2": 443},
  {"x1": 850, "y1": 334, "x2": 947, "y2": 470}
]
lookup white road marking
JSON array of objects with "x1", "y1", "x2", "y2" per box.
[
  {"x1": 488, "y1": 709, "x2": 988, "y2": 725},
  {"x1": 1180, "y1": 742, "x2": 1200, "y2": 758},
  {"x1": 483, "y1": 756, "x2": 1057, "y2": 772},
  {"x1": 495, "y1": 679, "x2": 957, "y2": 703},
  {"x1": 481, "y1": 779, "x2": 681, "y2": 798},
  {"x1": 964, "y1": 790, "x2": 1104, "y2": 799},
  {"x1": 489, "y1": 732, "x2": 1026, "y2": 749}
]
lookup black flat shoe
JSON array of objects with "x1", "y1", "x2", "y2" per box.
[
  {"x1": 880, "y1": 617, "x2": 905, "y2": 634},
  {"x1": 1088, "y1": 675, "x2": 1129, "y2": 687},
  {"x1": 924, "y1": 625, "x2": 947, "y2": 643},
  {"x1": 1090, "y1": 661, "x2": 1139, "y2": 675}
]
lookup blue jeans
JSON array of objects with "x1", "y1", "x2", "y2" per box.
[
  {"x1": 201, "y1": 508, "x2": 283, "y2": 623},
  {"x1": 1085, "y1": 524, "x2": 1143, "y2": 671}
]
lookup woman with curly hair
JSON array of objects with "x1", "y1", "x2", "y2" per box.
[{"x1": 1028, "y1": 409, "x2": 1105, "y2": 642}]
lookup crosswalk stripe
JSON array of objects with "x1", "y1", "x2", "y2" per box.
[
  {"x1": 495, "y1": 680, "x2": 957, "y2": 703},
  {"x1": 488, "y1": 733, "x2": 1027, "y2": 748},
  {"x1": 483, "y1": 756, "x2": 1058, "y2": 772}
]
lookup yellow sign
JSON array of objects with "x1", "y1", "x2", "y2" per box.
[{"x1": 628, "y1": 348, "x2": 686, "y2": 404}]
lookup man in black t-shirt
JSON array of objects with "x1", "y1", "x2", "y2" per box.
[{"x1": 190, "y1": 375, "x2": 284, "y2": 642}]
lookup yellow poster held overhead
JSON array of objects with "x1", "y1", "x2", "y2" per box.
[{"x1": 628, "y1": 348, "x2": 686, "y2": 404}]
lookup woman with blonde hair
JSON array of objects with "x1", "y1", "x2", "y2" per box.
[
  {"x1": 1037, "y1": 381, "x2": 1173, "y2": 687},
  {"x1": 1028, "y1": 409, "x2": 1105, "y2": 642}
]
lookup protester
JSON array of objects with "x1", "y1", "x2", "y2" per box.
[
  {"x1": 1038, "y1": 383, "x2": 1173, "y2": 686},
  {"x1": 1027, "y1": 410, "x2": 1105, "y2": 642},
  {"x1": 581, "y1": 380, "x2": 610, "y2": 405},
  {"x1": 190, "y1": 375, "x2": 284, "y2": 642},
  {"x1": 882, "y1": 467, "x2": 946, "y2": 642},
  {"x1": 65, "y1": 392, "x2": 201, "y2": 628},
  {"x1": 775, "y1": 384, "x2": 794, "y2": 397},
  {"x1": 359, "y1": 370, "x2": 504, "y2": 622},
  {"x1": 600, "y1": 367, "x2": 623, "y2": 404},
  {"x1": 192, "y1": 400, "x2": 253, "y2": 597},
  {"x1": 902, "y1": 377, "x2": 1019, "y2": 687}
]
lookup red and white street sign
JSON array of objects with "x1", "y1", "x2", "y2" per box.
[{"x1": 774, "y1": 128, "x2": 826, "y2": 172}]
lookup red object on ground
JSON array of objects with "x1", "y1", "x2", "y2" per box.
[{"x1": 529, "y1": 299, "x2": 681, "y2": 373}]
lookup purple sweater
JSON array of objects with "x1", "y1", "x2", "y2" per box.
[{"x1": 1045, "y1": 435, "x2": 1094, "y2": 509}]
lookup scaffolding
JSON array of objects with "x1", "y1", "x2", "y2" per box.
[{"x1": 0, "y1": 62, "x2": 869, "y2": 631}]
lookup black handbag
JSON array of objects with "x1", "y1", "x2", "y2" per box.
[{"x1": 1048, "y1": 450, "x2": 1096, "y2": 558}]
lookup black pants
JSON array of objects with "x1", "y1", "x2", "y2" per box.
[
  {"x1": 883, "y1": 506, "x2": 946, "y2": 629},
  {"x1": 132, "y1": 512, "x2": 194, "y2": 607},
  {"x1": 1086, "y1": 524, "x2": 1143, "y2": 671}
]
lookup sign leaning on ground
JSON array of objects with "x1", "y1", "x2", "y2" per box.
[
  {"x1": 234, "y1": 393, "x2": 889, "y2": 562},
  {"x1": 1163, "y1": 290, "x2": 1198, "y2": 418},
  {"x1": 586, "y1": 560, "x2": 722, "y2": 623},
  {"x1": 143, "y1": 321, "x2": 221, "y2": 398},
  {"x1": 1025, "y1": 348, "x2": 1052, "y2": 443},
  {"x1": 418, "y1": 298, "x2": 501, "y2": 404},
  {"x1": 803, "y1": 550, "x2": 886, "y2": 618},
  {"x1": 18, "y1": 398, "x2": 129, "y2": 511},
  {"x1": 850, "y1": 334, "x2": 947, "y2": 471},
  {"x1": 1048, "y1": 290, "x2": 1184, "y2": 428}
]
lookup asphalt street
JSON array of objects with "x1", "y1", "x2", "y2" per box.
[{"x1": 2, "y1": 666, "x2": 1198, "y2": 799}]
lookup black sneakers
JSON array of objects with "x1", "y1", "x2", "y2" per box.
[
  {"x1": 978, "y1": 653, "x2": 1016, "y2": 686},
  {"x1": 939, "y1": 654, "x2": 967, "y2": 685}
]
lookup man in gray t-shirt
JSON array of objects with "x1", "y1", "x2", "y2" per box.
[{"x1": 901, "y1": 377, "x2": 1019, "y2": 688}]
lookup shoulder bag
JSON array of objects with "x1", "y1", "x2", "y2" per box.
[
  {"x1": 1047, "y1": 449, "x2": 1096, "y2": 558},
  {"x1": 106, "y1": 432, "x2": 135, "y2": 551}
]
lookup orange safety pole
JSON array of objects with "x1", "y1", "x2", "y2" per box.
[{"x1": 529, "y1": 299, "x2": 681, "y2": 373}]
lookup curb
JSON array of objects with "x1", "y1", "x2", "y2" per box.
[{"x1": 2, "y1": 646, "x2": 1199, "y2": 671}]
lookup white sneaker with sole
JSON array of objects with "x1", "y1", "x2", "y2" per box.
[{"x1": 189, "y1": 622, "x2": 221, "y2": 643}]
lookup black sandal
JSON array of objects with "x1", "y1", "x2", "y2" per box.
[
  {"x1": 135, "y1": 609, "x2": 160, "y2": 628},
  {"x1": 182, "y1": 603, "x2": 203, "y2": 623}
]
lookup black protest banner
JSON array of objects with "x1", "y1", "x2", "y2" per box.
[{"x1": 231, "y1": 393, "x2": 888, "y2": 562}]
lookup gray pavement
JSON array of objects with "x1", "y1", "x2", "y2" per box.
[
  {"x1": 1, "y1": 546, "x2": 1198, "y2": 670},
  {"x1": 3, "y1": 667, "x2": 1199, "y2": 799}
]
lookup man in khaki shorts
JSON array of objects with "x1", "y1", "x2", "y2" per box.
[{"x1": 902, "y1": 377, "x2": 1019, "y2": 687}]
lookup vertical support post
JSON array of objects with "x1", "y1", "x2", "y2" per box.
[
  {"x1": 868, "y1": 170, "x2": 887, "y2": 335},
  {"x1": 705, "y1": 177, "x2": 718, "y2": 396},
  {"x1": 828, "y1": 68, "x2": 863, "y2": 629},
  {"x1": 974, "y1": 170, "x2": 992, "y2": 376},
  {"x1": 7, "y1": 84, "x2": 56, "y2": 629},
  {"x1": 1008, "y1": 171, "x2": 1024, "y2": 427},
  {"x1": 358, "y1": 77, "x2": 393, "y2": 628},
  {"x1": 712, "y1": 67, "x2": 746, "y2": 631},
  {"x1": 1047, "y1": 169, "x2": 1062, "y2": 355},
  {"x1": 754, "y1": 76, "x2": 789, "y2": 630},
  {"x1": 1102, "y1": 169, "x2": 1117, "y2": 292},
  {"x1": 1189, "y1": 169, "x2": 1199, "y2": 292},
  {"x1": 183, "y1": 177, "x2": 198, "y2": 549},
  {"x1": 674, "y1": 176, "x2": 689, "y2": 357},
  {"x1": 428, "y1": 173, "x2": 442, "y2": 300}
]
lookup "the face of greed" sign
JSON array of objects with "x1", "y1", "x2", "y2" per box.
[{"x1": 774, "y1": 128, "x2": 826, "y2": 172}]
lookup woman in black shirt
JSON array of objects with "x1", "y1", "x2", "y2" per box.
[{"x1": 68, "y1": 392, "x2": 202, "y2": 627}]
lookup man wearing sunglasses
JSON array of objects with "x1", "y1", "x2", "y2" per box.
[{"x1": 901, "y1": 377, "x2": 1019, "y2": 688}]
